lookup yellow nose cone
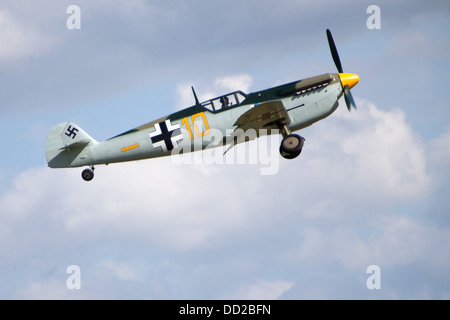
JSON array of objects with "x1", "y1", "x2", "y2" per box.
[{"x1": 339, "y1": 73, "x2": 359, "y2": 90}]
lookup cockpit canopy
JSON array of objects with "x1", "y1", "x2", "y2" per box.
[{"x1": 201, "y1": 91, "x2": 247, "y2": 112}]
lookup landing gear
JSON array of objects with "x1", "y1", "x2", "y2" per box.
[
  {"x1": 81, "y1": 166, "x2": 95, "y2": 181},
  {"x1": 279, "y1": 125, "x2": 305, "y2": 160}
]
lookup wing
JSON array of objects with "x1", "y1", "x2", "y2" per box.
[
  {"x1": 224, "y1": 100, "x2": 291, "y2": 154},
  {"x1": 233, "y1": 100, "x2": 290, "y2": 131}
]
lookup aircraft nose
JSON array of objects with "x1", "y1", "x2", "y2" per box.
[{"x1": 339, "y1": 73, "x2": 359, "y2": 90}]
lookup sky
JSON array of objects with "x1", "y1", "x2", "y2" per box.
[{"x1": 0, "y1": 0, "x2": 449, "y2": 299}]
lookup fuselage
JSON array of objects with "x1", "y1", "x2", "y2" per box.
[
  {"x1": 46, "y1": 28, "x2": 361, "y2": 181},
  {"x1": 65, "y1": 73, "x2": 345, "y2": 168}
]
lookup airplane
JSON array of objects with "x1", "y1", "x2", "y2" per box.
[{"x1": 45, "y1": 29, "x2": 359, "y2": 181}]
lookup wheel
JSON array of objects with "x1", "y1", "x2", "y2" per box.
[
  {"x1": 280, "y1": 134, "x2": 304, "y2": 154},
  {"x1": 81, "y1": 168, "x2": 94, "y2": 181},
  {"x1": 279, "y1": 134, "x2": 304, "y2": 159},
  {"x1": 280, "y1": 147, "x2": 301, "y2": 159}
]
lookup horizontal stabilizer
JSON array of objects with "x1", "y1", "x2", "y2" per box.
[{"x1": 58, "y1": 139, "x2": 91, "y2": 150}]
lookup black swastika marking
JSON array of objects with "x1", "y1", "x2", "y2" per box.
[{"x1": 65, "y1": 125, "x2": 79, "y2": 139}]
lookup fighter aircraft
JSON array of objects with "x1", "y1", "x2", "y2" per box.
[{"x1": 45, "y1": 29, "x2": 359, "y2": 181}]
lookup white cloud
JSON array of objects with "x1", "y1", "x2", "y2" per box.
[
  {"x1": 12, "y1": 279, "x2": 90, "y2": 300},
  {"x1": 176, "y1": 74, "x2": 253, "y2": 110},
  {"x1": 427, "y1": 127, "x2": 450, "y2": 182},
  {"x1": 0, "y1": 0, "x2": 449, "y2": 299},
  {"x1": 99, "y1": 259, "x2": 141, "y2": 281},
  {"x1": 347, "y1": 103, "x2": 430, "y2": 198},
  {"x1": 0, "y1": 10, "x2": 56, "y2": 62},
  {"x1": 214, "y1": 74, "x2": 253, "y2": 94},
  {"x1": 303, "y1": 99, "x2": 431, "y2": 202},
  {"x1": 1, "y1": 99, "x2": 450, "y2": 298},
  {"x1": 290, "y1": 214, "x2": 449, "y2": 270},
  {"x1": 226, "y1": 280, "x2": 294, "y2": 300}
]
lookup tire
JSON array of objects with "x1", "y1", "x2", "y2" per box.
[
  {"x1": 280, "y1": 147, "x2": 301, "y2": 160},
  {"x1": 82, "y1": 168, "x2": 94, "y2": 181},
  {"x1": 280, "y1": 134, "x2": 304, "y2": 154}
]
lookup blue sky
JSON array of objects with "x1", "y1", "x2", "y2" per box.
[{"x1": 0, "y1": 0, "x2": 449, "y2": 299}]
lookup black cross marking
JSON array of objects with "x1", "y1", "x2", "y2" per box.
[
  {"x1": 65, "y1": 125, "x2": 79, "y2": 139},
  {"x1": 151, "y1": 121, "x2": 181, "y2": 151}
]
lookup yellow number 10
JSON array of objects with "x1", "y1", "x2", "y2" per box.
[{"x1": 181, "y1": 112, "x2": 210, "y2": 140}]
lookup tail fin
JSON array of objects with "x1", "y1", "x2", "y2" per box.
[{"x1": 46, "y1": 121, "x2": 98, "y2": 168}]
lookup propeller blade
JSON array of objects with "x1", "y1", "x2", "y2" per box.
[
  {"x1": 343, "y1": 85, "x2": 357, "y2": 111},
  {"x1": 326, "y1": 29, "x2": 344, "y2": 74},
  {"x1": 327, "y1": 30, "x2": 359, "y2": 112}
]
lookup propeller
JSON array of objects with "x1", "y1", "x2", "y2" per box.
[{"x1": 326, "y1": 29, "x2": 358, "y2": 111}]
